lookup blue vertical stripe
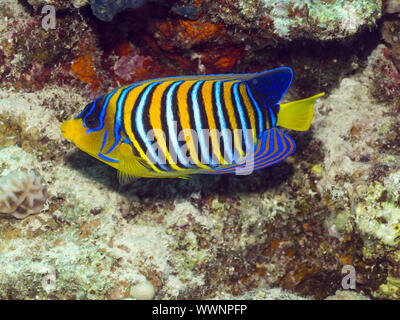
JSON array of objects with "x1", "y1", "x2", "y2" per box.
[
  {"x1": 100, "y1": 130, "x2": 108, "y2": 152},
  {"x1": 244, "y1": 82, "x2": 263, "y2": 137},
  {"x1": 135, "y1": 82, "x2": 168, "y2": 171},
  {"x1": 106, "y1": 85, "x2": 138, "y2": 154},
  {"x1": 166, "y1": 81, "x2": 191, "y2": 168},
  {"x1": 233, "y1": 82, "x2": 251, "y2": 153},
  {"x1": 214, "y1": 81, "x2": 233, "y2": 163},
  {"x1": 265, "y1": 101, "x2": 277, "y2": 127},
  {"x1": 191, "y1": 80, "x2": 212, "y2": 166},
  {"x1": 97, "y1": 89, "x2": 118, "y2": 131}
]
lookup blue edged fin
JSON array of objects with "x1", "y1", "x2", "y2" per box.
[
  {"x1": 204, "y1": 127, "x2": 296, "y2": 175},
  {"x1": 243, "y1": 67, "x2": 293, "y2": 107}
]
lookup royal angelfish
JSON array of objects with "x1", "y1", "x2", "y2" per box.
[{"x1": 60, "y1": 67, "x2": 324, "y2": 182}]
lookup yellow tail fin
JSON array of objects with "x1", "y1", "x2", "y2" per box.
[{"x1": 276, "y1": 92, "x2": 325, "y2": 131}]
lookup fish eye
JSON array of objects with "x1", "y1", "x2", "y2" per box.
[{"x1": 85, "y1": 117, "x2": 100, "y2": 129}]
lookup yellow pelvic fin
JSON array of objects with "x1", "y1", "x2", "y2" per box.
[
  {"x1": 116, "y1": 143, "x2": 198, "y2": 181},
  {"x1": 116, "y1": 143, "x2": 153, "y2": 183},
  {"x1": 276, "y1": 92, "x2": 325, "y2": 131},
  {"x1": 118, "y1": 174, "x2": 141, "y2": 186}
]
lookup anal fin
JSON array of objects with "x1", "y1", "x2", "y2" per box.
[{"x1": 204, "y1": 127, "x2": 296, "y2": 175}]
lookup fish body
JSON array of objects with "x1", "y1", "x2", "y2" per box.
[{"x1": 61, "y1": 68, "x2": 324, "y2": 181}]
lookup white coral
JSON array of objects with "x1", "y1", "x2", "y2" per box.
[{"x1": 0, "y1": 169, "x2": 47, "y2": 219}]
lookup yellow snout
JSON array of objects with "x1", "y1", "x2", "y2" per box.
[{"x1": 60, "y1": 119, "x2": 81, "y2": 141}]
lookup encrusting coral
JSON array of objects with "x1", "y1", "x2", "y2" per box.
[
  {"x1": 0, "y1": 168, "x2": 48, "y2": 219},
  {"x1": 2, "y1": 0, "x2": 400, "y2": 300}
]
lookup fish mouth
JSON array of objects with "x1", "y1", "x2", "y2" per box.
[{"x1": 60, "y1": 126, "x2": 69, "y2": 140}]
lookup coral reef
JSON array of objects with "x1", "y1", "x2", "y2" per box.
[
  {"x1": 0, "y1": 169, "x2": 48, "y2": 219},
  {"x1": 1, "y1": 0, "x2": 400, "y2": 301},
  {"x1": 130, "y1": 279, "x2": 156, "y2": 300},
  {"x1": 212, "y1": 0, "x2": 381, "y2": 41},
  {"x1": 355, "y1": 181, "x2": 400, "y2": 246},
  {"x1": 385, "y1": 0, "x2": 400, "y2": 14},
  {"x1": 26, "y1": 0, "x2": 89, "y2": 10},
  {"x1": 325, "y1": 290, "x2": 370, "y2": 300},
  {"x1": 382, "y1": 20, "x2": 400, "y2": 70}
]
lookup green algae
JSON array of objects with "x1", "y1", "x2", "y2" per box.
[
  {"x1": 237, "y1": 0, "x2": 381, "y2": 39},
  {"x1": 378, "y1": 276, "x2": 400, "y2": 299},
  {"x1": 311, "y1": 164, "x2": 323, "y2": 177},
  {"x1": 355, "y1": 181, "x2": 400, "y2": 247}
]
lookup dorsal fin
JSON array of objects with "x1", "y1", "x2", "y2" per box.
[{"x1": 243, "y1": 67, "x2": 293, "y2": 107}]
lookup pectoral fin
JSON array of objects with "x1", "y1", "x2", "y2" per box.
[{"x1": 242, "y1": 67, "x2": 293, "y2": 106}]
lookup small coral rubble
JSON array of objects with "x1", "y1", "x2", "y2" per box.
[{"x1": 0, "y1": 169, "x2": 48, "y2": 219}]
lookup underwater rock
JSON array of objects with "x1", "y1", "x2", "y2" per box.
[
  {"x1": 378, "y1": 276, "x2": 400, "y2": 299},
  {"x1": 355, "y1": 181, "x2": 400, "y2": 246},
  {"x1": 0, "y1": 3, "x2": 96, "y2": 91},
  {"x1": 217, "y1": 287, "x2": 311, "y2": 300},
  {"x1": 113, "y1": 51, "x2": 153, "y2": 81},
  {"x1": 130, "y1": 279, "x2": 156, "y2": 300},
  {"x1": 27, "y1": 0, "x2": 89, "y2": 10},
  {"x1": 171, "y1": 3, "x2": 201, "y2": 20},
  {"x1": 144, "y1": 0, "x2": 381, "y2": 81},
  {"x1": 2, "y1": 43, "x2": 400, "y2": 299},
  {"x1": 0, "y1": 0, "x2": 381, "y2": 94},
  {"x1": 0, "y1": 169, "x2": 48, "y2": 219},
  {"x1": 1, "y1": 0, "x2": 400, "y2": 301},
  {"x1": 207, "y1": 0, "x2": 381, "y2": 42},
  {"x1": 325, "y1": 290, "x2": 370, "y2": 300},
  {"x1": 382, "y1": 20, "x2": 400, "y2": 71},
  {"x1": 385, "y1": 0, "x2": 400, "y2": 14},
  {"x1": 71, "y1": 0, "x2": 89, "y2": 8}
]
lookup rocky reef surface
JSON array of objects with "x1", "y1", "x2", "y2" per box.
[{"x1": 0, "y1": 0, "x2": 399, "y2": 300}]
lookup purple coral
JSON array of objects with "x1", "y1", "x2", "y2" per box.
[{"x1": 114, "y1": 52, "x2": 152, "y2": 81}]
